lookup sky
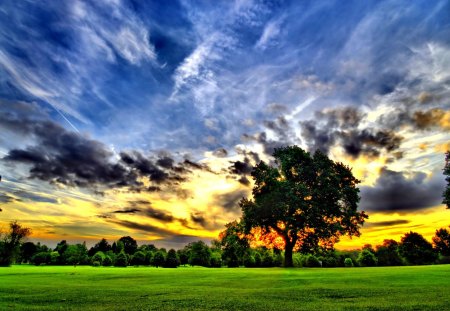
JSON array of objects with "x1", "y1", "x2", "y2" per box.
[{"x1": 0, "y1": 0, "x2": 449, "y2": 249}]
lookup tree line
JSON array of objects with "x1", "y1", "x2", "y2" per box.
[{"x1": 1, "y1": 220, "x2": 449, "y2": 268}]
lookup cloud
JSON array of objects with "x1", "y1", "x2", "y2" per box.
[
  {"x1": 214, "y1": 189, "x2": 249, "y2": 211},
  {"x1": 360, "y1": 168, "x2": 446, "y2": 212},
  {"x1": 300, "y1": 106, "x2": 403, "y2": 157},
  {"x1": 110, "y1": 220, "x2": 176, "y2": 237},
  {"x1": 364, "y1": 220, "x2": 410, "y2": 228}
]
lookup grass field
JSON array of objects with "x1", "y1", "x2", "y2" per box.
[{"x1": 1, "y1": 265, "x2": 449, "y2": 310}]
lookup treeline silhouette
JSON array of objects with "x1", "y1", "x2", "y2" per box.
[{"x1": 8, "y1": 226, "x2": 450, "y2": 268}]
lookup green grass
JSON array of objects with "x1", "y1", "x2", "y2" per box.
[{"x1": 0, "y1": 265, "x2": 449, "y2": 310}]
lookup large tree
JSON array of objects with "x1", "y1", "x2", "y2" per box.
[
  {"x1": 240, "y1": 146, "x2": 367, "y2": 267},
  {"x1": 444, "y1": 151, "x2": 450, "y2": 209},
  {"x1": 0, "y1": 221, "x2": 31, "y2": 266}
]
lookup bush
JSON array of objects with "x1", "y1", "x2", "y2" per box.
[
  {"x1": 321, "y1": 256, "x2": 337, "y2": 268},
  {"x1": 164, "y1": 249, "x2": 180, "y2": 268},
  {"x1": 31, "y1": 252, "x2": 50, "y2": 266},
  {"x1": 262, "y1": 253, "x2": 274, "y2": 267},
  {"x1": 210, "y1": 252, "x2": 222, "y2": 268},
  {"x1": 152, "y1": 251, "x2": 166, "y2": 267},
  {"x1": 274, "y1": 253, "x2": 283, "y2": 267},
  {"x1": 114, "y1": 252, "x2": 128, "y2": 267},
  {"x1": 292, "y1": 253, "x2": 303, "y2": 267},
  {"x1": 344, "y1": 258, "x2": 354, "y2": 267},
  {"x1": 130, "y1": 251, "x2": 146, "y2": 266},
  {"x1": 254, "y1": 252, "x2": 262, "y2": 267},
  {"x1": 305, "y1": 255, "x2": 321, "y2": 267},
  {"x1": 102, "y1": 255, "x2": 112, "y2": 266},
  {"x1": 357, "y1": 249, "x2": 378, "y2": 267},
  {"x1": 91, "y1": 251, "x2": 104, "y2": 265},
  {"x1": 243, "y1": 254, "x2": 256, "y2": 267},
  {"x1": 92, "y1": 261, "x2": 101, "y2": 267}
]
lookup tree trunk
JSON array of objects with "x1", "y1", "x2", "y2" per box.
[{"x1": 284, "y1": 243, "x2": 294, "y2": 267}]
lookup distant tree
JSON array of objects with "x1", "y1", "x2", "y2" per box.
[
  {"x1": 210, "y1": 251, "x2": 222, "y2": 268},
  {"x1": 130, "y1": 251, "x2": 146, "y2": 266},
  {"x1": 63, "y1": 243, "x2": 88, "y2": 266},
  {"x1": 443, "y1": 151, "x2": 450, "y2": 209},
  {"x1": 49, "y1": 251, "x2": 60, "y2": 265},
  {"x1": 164, "y1": 249, "x2": 180, "y2": 268},
  {"x1": 177, "y1": 249, "x2": 189, "y2": 266},
  {"x1": 102, "y1": 255, "x2": 113, "y2": 266},
  {"x1": 375, "y1": 239, "x2": 404, "y2": 266},
  {"x1": 240, "y1": 146, "x2": 367, "y2": 267},
  {"x1": 400, "y1": 231, "x2": 437, "y2": 265},
  {"x1": 144, "y1": 251, "x2": 153, "y2": 266},
  {"x1": 357, "y1": 249, "x2": 377, "y2": 267},
  {"x1": 118, "y1": 236, "x2": 137, "y2": 255},
  {"x1": 0, "y1": 221, "x2": 32, "y2": 266},
  {"x1": 31, "y1": 252, "x2": 51, "y2": 266},
  {"x1": 114, "y1": 252, "x2": 128, "y2": 267},
  {"x1": 20, "y1": 242, "x2": 37, "y2": 263},
  {"x1": 152, "y1": 251, "x2": 166, "y2": 268},
  {"x1": 243, "y1": 253, "x2": 256, "y2": 267},
  {"x1": 432, "y1": 227, "x2": 450, "y2": 256},
  {"x1": 88, "y1": 238, "x2": 111, "y2": 257},
  {"x1": 344, "y1": 258, "x2": 354, "y2": 267},
  {"x1": 92, "y1": 251, "x2": 105, "y2": 265},
  {"x1": 219, "y1": 221, "x2": 249, "y2": 267},
  {"x1": 188, "y1": 241, "x2": 211, "y2": 267}
]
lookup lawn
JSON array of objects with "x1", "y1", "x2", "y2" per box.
[{"x1": 0, "y1": 265, "x2": 449, "y2": 310}]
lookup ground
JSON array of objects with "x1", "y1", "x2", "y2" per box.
[{"x1": 0, "y1": 265, "x2": 449, "y2": 310}]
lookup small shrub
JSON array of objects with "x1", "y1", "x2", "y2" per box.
[
  {"x1": 102, "y1": 256, "x2": 112, "y2": 266},
  {"x1": 305, "y1": 255, "x2": 321, "y2": 267},
  {"x1": 91, "y1": 251, "x2": 104, "y2": 265},
  {"x1": 243, "y1": 254, "x2": 256, "y2": 267},
  {"x1": 357, "y1": 249, "x2": 378, "y2": 267},
  {"x1": 92, "y1": 261, "x2": 101, "y2": 267},
  {"x1": 344, "y1": 258, "x2": 354, "y2": 267},
  {"x1": 254, "y1": 252, "x2": 262, "y2": 267},
  {"x1": 114, "y1": 252, "x2": 128, "y2": 267},
  {"x1": 262, "y1": 253, "x2": 274, "y2": 267}
]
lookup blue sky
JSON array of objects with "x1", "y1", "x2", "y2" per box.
[{"x1": 0, "y1": 0, "x2": 449, "y2": 248}]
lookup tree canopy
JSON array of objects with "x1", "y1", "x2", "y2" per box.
[{"x1": 240, "y1": 146, "x2": 368, "y2": 267}]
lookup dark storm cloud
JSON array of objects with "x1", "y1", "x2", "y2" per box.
[
  {"x1": 112, "y1": 208, "x2": 141, "y2": 214},
  {"x1": 300, "y1": 107, "x2": 403, "y2": 158},
  {"x1": 364, "y1": 220, "x2": 410, "y2": 228},
  {"x1": 214, "y1": 189, "x2": 248, "y2": 211},
  {"x1": 13, "y1": 190, "x2": 58, "y2": 204},
  {"x1": 112, "y1": 200, "x2": 175, "y2": 222},
  {"x1": 1, "y1": 102, "x2": 210, "y2": 192},
  {"x1": 111, "y1": 220, "x2": 175, "y2": 236},
  {"x1": 3, "y1": 120, "x2": 140, "y2": 188},
  {"x1": 190, "y1": 212, "x2": 207, "y2": 227},
  {"x1": 360, "y1": 168, "x2": 445, "y2": 212}
]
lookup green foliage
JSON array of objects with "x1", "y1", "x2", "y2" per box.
[
  {"x1": 130, "y1": 251, "x2": 146, "y2": 266},
  {"x1": 219, "y1": 221, "x2": 248, "y2": 268},
  {"x1": 114, "y1": 252, "x2": 128, "y2": 267},
  {"x1": 177, "y1": 249, "x2": 189, "y2": 266},
  {"x1": 102, "y1": 255, "x2": 112, "y2": 267},
  {"x1": 254, "y1": 252, "x2": 262, "y2": 267},
  {"x1": 49, "y1": 251, "x2": 60, "y2": 265},
  {"x1": 62, "y1": 244, "x2": 88, "y2": 265},
  {"x1": 209, "y1": 251, "x2": 222, "y2": 268},
  {"x1": 375, "y1": 239, "x2": 404, "y2": 266},
  {"x1": 443, "y1": 151, "x2": 450, "y2": 209},
  {"x1": 164, "y1": 249, "x2": 180, "y2": 268},
  {"x1": 187, "y1": 241, "x2": 211, "y2": 267},
  {"x1": 305, "y1": 254, "x2": 321, "y2": 267},
  {"x1": 91, "y1": 251, "x2": 105, "y2": 265},
  {"x1": 432, "y1": 227, "x2": 450, "y2": 256},
  {"x1": 31, "y1": 252, "x2": 51, "y2": 266},
  {"x1": 400, "y1": 231, "x2": 437, "y2": 265},
  {"x1": 357, "y1": 249, "x2": 378, "y2": 267},
  {"x1": 344, "y1": 258, "x2": 354, "y2": 267},
  {"x1": 152, "y1": 251, "x2": 165, "y2": 268},
  {"x1": 243, "y1": 253, "x2": 256, "y2": 267},
  {"x1": 92, "y1": 261, "x2": 101, "y2": 267},
  {"x1": 20, "y1": 242, "x2": 37, "y2": 263},
  {"x1": 262, "y1": 252, "x2": 274, "y2": 267},
  {"x1": 241, "y1": 146, "x2": 367, "y2": 267},
  {"x1": 118, "y1": 236, "x2": 137, "y2": 255},
  {"x1": 0, "y1": 221, "x2": 32, "y2": 266}
]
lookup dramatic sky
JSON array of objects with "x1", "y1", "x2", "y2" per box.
[{"x1": 0, "y1": 0, "x2": 449, "y2": 249}]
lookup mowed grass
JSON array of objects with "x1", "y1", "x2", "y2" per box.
[{"x1": 1, "y1": 265, "x2": 449, "y2": 310}]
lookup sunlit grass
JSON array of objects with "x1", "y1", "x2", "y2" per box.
[{"x1": 1, "y1": 265, "x2": 449, "y2": 310}]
